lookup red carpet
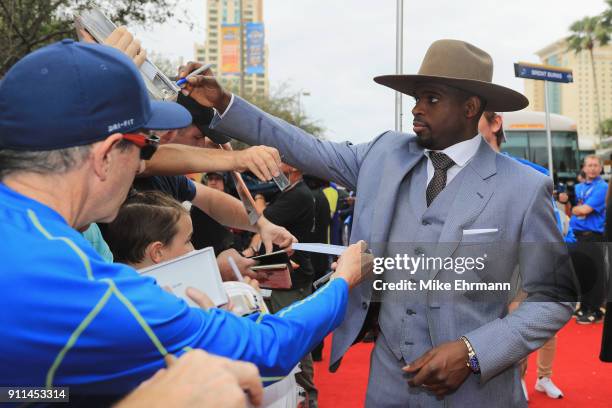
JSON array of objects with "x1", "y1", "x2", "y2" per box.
[{"x1": 314, "y1": 322, "x2": 612, "y2": 407}]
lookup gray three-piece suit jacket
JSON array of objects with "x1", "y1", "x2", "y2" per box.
[{"x1": 212, "y1": 96, "x2": 575, "y2": 407}]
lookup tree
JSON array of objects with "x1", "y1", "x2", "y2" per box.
[
  {"x1": 600, "y1": 118, "x2": 612, "y2": 136},
  {"x1": 244, "y1": 84, "x2": 325, "y2": 138},
  {"x1": 148, "y1": 51, "x2": 183, "y2": 79},
  {"x1": 228, "y1": 84, "x2": 325, "y2": 150},
  {"x1": 601, "y1": 0, "x2": 612, "y2": 28},
  {"x1": 567, "y1": 15, "x2": 610, "y2": 141},
  {"x1": 0, "y1": 0, "x2": 188, "y2": 76},
  {"x1": 227, "y1": 82, "x2": 324, "y2": 150}
]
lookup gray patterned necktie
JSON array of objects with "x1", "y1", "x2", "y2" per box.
[{"x1": 426, "y1": 152, "x2": 455, "y2": 207}]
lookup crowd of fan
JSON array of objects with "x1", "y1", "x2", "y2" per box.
[
  {"x1": 1, "y1": 26, "x2": 611, "y2": 408},
  {"x1": 0, "y1": 28, "x2": 372, "y2": 408}
]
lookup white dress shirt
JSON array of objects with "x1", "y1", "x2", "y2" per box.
[
  {"x1": 217, "y1": 94, "x2": 236, "y2": 119},
  {"x1": 424, "y1": 134, "x2": 482, "y2": 186}
]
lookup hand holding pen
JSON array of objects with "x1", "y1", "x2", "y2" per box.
[
  {"x1": 177, "y1": 62, "x2": 232, "y2": 114},
  {"x1": 176, "y1": 63, "x2": 213, "y2": 87}
]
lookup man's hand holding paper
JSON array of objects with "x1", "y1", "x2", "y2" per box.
[{"x1": 331, "y1": 241, "x2": 373, "y2": 290}]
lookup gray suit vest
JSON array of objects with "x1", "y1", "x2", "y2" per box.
[{"x1": 379, "y1": 157, "x2": 467, "y2": 362}]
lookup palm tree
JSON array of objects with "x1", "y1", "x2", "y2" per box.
[
  {"x1": 601, "y1": 0, "x2": 612, "y2": 27},
  {"x1": 567, "y1": 15, "x2": 610, "y2": 141},
  {"x1": 600, "y1": 118, "x2": 612, "y2": 136}
]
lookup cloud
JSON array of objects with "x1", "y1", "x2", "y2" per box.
[{"x1": 133, "y1": 0, "x2": 608, "y2": 143}]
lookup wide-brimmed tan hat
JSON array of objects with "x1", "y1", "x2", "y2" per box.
[{"x1": 374, "y1": 39, "x2": 528, "y2": 112}]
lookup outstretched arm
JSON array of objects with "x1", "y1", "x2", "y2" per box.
[
  {"x1": 178, "y1": 62, "x2": 380, "y2": 191},
  {"x1": 106, "y1": 242, "x2": 372, "y2": 382},
  {"x1": 143, "y1": 143, "x2": 283, "y2": 183}
]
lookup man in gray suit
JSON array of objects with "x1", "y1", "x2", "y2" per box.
[{"x1": 179, "y1": 39, "x2": 575, "y2": 407}]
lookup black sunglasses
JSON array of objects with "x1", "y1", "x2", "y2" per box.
[{"x1": 122, "y1": 133, "x2": 160, "y2": 160}]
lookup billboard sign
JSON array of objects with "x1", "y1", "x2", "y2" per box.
[
  {"x1": 246, "y1": 22, "x2": 265, "y2": 74},
  {"x1": 221, "y1": 24, "x2": 240, "y2": 74}
]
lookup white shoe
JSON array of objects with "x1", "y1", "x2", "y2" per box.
[
  {"x1": 521, "y1": 379, "x2": 529, "y2": 402},
  {"x1": 535, "y1": 377, "x2": 564, "y2": 399}
]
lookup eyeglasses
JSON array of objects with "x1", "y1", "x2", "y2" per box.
[{"x1": 122, "y1": 133, "x2": 160, "y2": 160}]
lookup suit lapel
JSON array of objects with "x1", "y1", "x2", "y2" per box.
[
  {"x1": 429, "y1": 139, "x2": 497, "y2": 279},
  {"x1": 370, "y1": 139, "x2": 424, "y2": 254}
]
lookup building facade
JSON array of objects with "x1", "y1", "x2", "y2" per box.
[
  {"x1": 194, "y1": 0, "x2": 269, "y2": 97},
  {"x1": 523, "y1": 39, "x2": 612, "y2": 150}
]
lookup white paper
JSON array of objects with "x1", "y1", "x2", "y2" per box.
[
  {"x1": 139, "y1": 247, "x2": 228, "y2": 307},
  {"x1": 292, "y1": 242, "x2": 347, "y2": 256}
]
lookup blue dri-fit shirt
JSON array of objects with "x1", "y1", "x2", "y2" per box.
[
  {"x1": 503, "y1": 153, "x2": 576, "y2": 243},
  {"x1": 0, "y1": 182, "x2": 348, "y2": 396},
  {"x1": 506, "y1": 154, "x2": 549, "y2": 176},
  {"x1": 132, "y1": 175, "x2": 197, "y2": 202},
  {"x1": 570, "y1": 176, "x2": 608, "y2": 234}
]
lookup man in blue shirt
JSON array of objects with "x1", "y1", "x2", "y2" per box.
[
  {"x1": 571, "y1": 156, "x2": 608, "y2": 234},
  {"x1": 0, "y1": 40, "x2": 371, "y2": 403},
  {"x1": 569, "y1": 155, "x2": 608, "y2": 324}
]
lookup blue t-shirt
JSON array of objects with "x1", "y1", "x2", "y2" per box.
[
  {"x1": 132, "y1": 175, "x2": 196, "y2": 202},
  {"x1": 0, "y1": 183, "x2": 348, "y2": 396},
  {"x1": 506, "y1": 154, "x2": 550, "y2": 176},
  {"x1": 570, "y1": 177, "x2": 608, "y2": 233},
  {"x1": 505, "y1": 153, "x2": 575, "y2": 243}
]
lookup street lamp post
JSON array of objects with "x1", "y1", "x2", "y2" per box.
[
  {"x1": 543, "y1": 81, "x2": 554, "y2": 178},
  {"x1": 239, "y1": 0, "x2": 245, "y2": 96},
  {"x1": 297, "y1": 90, "x2": 311, "y2": 120},
  {"x1": 395, "y1": 0, "x2": 404, "y2": 132}
]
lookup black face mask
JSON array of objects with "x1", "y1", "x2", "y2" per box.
[{"x1": 176, "y1": 93, "x2": 232, "y2": 144}]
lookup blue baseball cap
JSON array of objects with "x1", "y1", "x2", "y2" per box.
[{"x1": 0, "y1": 39, "x2": 191, "y2": 150}]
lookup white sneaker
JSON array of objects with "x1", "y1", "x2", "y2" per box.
[
  {"x1": 535, "y1": 377, "x2": 564, "y2": 399},
  {"x1": 521, "y1": 379, "x2": 529, "y2": 402}
]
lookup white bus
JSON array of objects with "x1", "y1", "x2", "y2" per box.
[{"x1": 501, "y1": 111, "x2": 585, "y2": 181}]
